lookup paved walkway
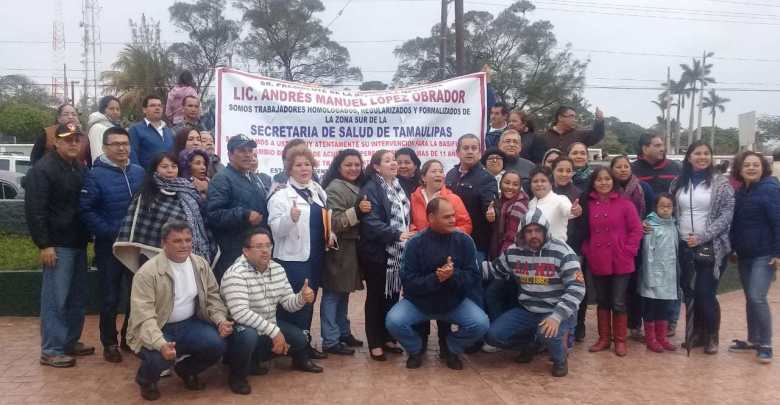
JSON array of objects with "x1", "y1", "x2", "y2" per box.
[{"x1": 0, "y1": 287, "x2": 777, "y2": 405}]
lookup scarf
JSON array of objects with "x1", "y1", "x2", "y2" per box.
[
  {"x1": 573, "y1": 165, "x2": 593, "y2": 185},
  {"x1": 618, "y1": 175, "x2": 646, "y2": 218},
  {"x1": 154, "y1": 174, "x2": 216, "y2": 262},
  {"x1": 377, "y1": 174, "x2": 410, "y2": 297}
]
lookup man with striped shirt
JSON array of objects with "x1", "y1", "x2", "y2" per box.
[
  {"x1": 482, "y1": 208, "x2": 585, "y2": 377},
  {"x1": 220, "y1": 228, "x2": 322, "y2": 396}
]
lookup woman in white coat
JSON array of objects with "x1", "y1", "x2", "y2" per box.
[{"x1": 268, "y1": 147, "x2": 332, "y2": 359}]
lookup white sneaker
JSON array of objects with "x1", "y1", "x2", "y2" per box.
[
  {"x1": 481, "y1": 343, "x2": 501, "y2": 353},
  {"x1": 160, "y1": 368, "x2": 172, "y2": 377}
]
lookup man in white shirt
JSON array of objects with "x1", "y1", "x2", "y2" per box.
[
  {"x1": 127, "y1": 220, "x2": 234, "y2": 401},
  {"x1": 220, "y1": 228, "x2": 321, "y2": 395}
]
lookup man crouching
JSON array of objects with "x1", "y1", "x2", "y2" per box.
[
  {"x1": 126, "y1": 220, "x2": 233, "y2": 400},
  {"x1": 220, "y1": 227, "x2": 322, "y2": 395},
  {"x1": 483, "y1": 209, "x2": 585, "y2": 377}
]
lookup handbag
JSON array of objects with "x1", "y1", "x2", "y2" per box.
[{"x1": 688, "y1": 182, "x2": 715, "y2": 266}]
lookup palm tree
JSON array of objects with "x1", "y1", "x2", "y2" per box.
[
  {"x1": 701, "y1": 89, "x2": 730, "y2": 151},
  {"x1": 680, "y1": 57, "x2": 715, "y2": 144},
  {"x1": 651, "y1": 91, "x2": 676, "y2": 140},
  {"x1": 668, "y1": 78, "x2": 689, "y2": 153}
]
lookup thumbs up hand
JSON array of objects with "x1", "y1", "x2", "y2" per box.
[
  {"x1": 290, "y1": 199, "x2": 302, "y2": 223},
  {"x1": 358, "y1": 195, "x2": 372, "y2": 214},
  {"x1": 571, "y1": 198, "x2": 582, "y2": 218},
  {"x1": 486, "y1": 200, "x2": 497, "y2": 223},
  {"x1": 301, "y1": 278, "x2": 315, "y2": 304}
]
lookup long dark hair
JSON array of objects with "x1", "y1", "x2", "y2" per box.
[
  {"x1": 321, "y1": 149, "x2": 366, "y2": 189},
  {"x1": 139, "y1": 152, "x2": 179, "y2": 207},
  {"x1": 365, "y1": 149, "x2": 393, "y2": 179},
  {"x1": 395, "y1": 148, "x2": 421, "y2": 180},
  {"x1": 178, "y1": 70, "x2": 196, "y2": 87},
  {"x1": 674, "y1": 140, "x2": 714, "y2": 194},
  {"x1": 173, "y1": 126, "x2": 199, "y2": 157},
  {"x1": 578, "y1": 166, "x2": 617, "y2": 240}
]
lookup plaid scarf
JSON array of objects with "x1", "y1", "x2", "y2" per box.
[
  {"x1": 154, "y1": 174, "x2": 216, "y2": 263},
  {"x1": 617, "y1": 174, "x2": 646, "y2": 218},
  {"x1": 573, "y1": 165, "x2": 594, "y2": 186},
  {"x1": 377, "y1": 174, "x2": 410, "y2": 297}
]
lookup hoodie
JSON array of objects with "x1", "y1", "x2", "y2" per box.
[
  {"x1": 87, "y1": 111, "x2": 119, "y2": 162},
  {"x1": 483, "y1": 209, "x2": 585, "y2": 322}
]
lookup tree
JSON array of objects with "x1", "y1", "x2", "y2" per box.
[
  {"x1": 701, "y1": 89, "x2": 730, "y2": 148},
  {"x1": 169, "y1": 0, "x2": 240, "y2": 99},
  {"x1": 359, "y1": 81, "x2": 389, "y2": 91},
  {"x1": 393, "y1": 1, "x2": 588, "y2": 120},
  {"x1": 757, "y1": 115, "x2": 780, "y2": 151},
  {"x1": 595, "y1": 117, "x2": 646, "y2": 155},
  {"x1": 680, "y1": 56, "x2": 714, "y2": 143},
  {"x1": 236, "y1": 0, "x2": 362, "y2": 84},
  {"x1": 0, "y1": 103, "x2": 55, "y2": 143},
  {"x1": 667, "y1": 78, "x2": 689, "y2": 154},
  {"x1": 103, "y1": 15, "x2": 176, "y2": 121},
  {"x1": 0, "y1": 75, "x2": 55, "y2": 106}
]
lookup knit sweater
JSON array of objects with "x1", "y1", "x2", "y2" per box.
[
  {"x1": 220, "y1": 256, "x2": 306, "y2": 338},
  {"x1": 483, "y1": 209, "x2": 585, "y2": 322}
]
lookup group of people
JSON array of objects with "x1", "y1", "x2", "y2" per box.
[{"x1": 22, "y1": 89, "x2": 780, "y2": 401}]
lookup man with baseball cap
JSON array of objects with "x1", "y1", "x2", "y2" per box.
[
  {"x1": 207, "y1": 134, "x2": 269, "y2": 282},
  {"x1": 24, "y1": 123, "x2": 93, "y2": 368}
]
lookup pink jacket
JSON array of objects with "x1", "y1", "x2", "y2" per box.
[
  {"x1": 582, "y1": 191, "x2": 643, "y2": 276},
  {"x1": 165, "y1": 85, "x2": 199, "y2": 125}
]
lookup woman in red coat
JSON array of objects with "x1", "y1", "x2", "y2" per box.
[
  {"x1": 410, "y1": 159, "x2": 472, "y2": 234},
  {"x1": 581, "y1": 166, "x2": 643, "y2": 356}
]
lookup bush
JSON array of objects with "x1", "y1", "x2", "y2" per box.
[{"x1": 0, "y1": 102, "x2": 55, "y2": 143}]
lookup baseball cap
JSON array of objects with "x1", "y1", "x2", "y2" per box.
[
  {"x1": 55, "y1": 123, "x2": 83, "y2": 138},
  {"x1": 227, "y1": 134, "x2": 257, "y2": 152}
]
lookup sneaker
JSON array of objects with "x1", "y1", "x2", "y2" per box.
[
  {"x1": 40, "y1": 353, "x2": 76, "y2": 368},
  {"x1": 481, "y1": 343, "x2": 501, "y2": 353},
  {"x1": 757, "y1": 347, "x2": 773, "y2": 364},
  {"x1": 728, "y1": 339, "x2": 757, "y2": 353},
  {"x1": 629, "y1": 328, "x2": 644, "y2": 342},
  {"x1": 160, "y1": 368, "x2": 172, "y2": 377},
  {"x1": 65, "y1": 342, "x2": 95, "y2": 356},
  {"x1": 666, "y1": 321, "x2": 677, "y2": 337}
]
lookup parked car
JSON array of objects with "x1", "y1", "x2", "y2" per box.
[
  {"x1": 0, "y1": 154, "x2": 31, "y2": 175},
  {"x1": 0, "y1": 170, "x2": 24, "y2": 199}
]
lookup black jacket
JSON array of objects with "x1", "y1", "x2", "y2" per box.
[
  {"x1": 24, "y1": 151, "x2": 89, "y2": 249},
  {"x1": 358, "y1": 176, "x2": 402, "y2": 268},
  {"x1": 631, "y1": 158, "x2": 681, "y2": 195},
  {"x1": 445, "y1": 163, "x2": 498, "y2": 252}
]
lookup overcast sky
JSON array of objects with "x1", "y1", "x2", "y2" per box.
[{"x1": 1, "y1": 0, "x2": 777, "y2": 129}]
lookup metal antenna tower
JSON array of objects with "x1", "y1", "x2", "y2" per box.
[
  {"x1": 52, "y1": 0, "x2": 67, "y2": 102},
  {"x1": 80, "y1": 0, "x2": 101, "y2": 108}
]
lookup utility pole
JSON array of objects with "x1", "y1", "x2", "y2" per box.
[
  {"x1": 70, "y1": 81, "x2": 78, "y2": 106},
  {"x1": 63, "y1": 64, "x2": 68, "y2": 103},
  {"x1": 454, "y1": 0, "x2": 465, "y2": 76},
  {"x1": 439, "y1": 0, "x2": 448, "y2": 80}
]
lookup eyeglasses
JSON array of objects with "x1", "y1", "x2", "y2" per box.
[
  {"x1": 105, "y1": 142, "x2": 130, "y2": 148},
  {"x1": 246, "y1": 243, "x2": 273, "y2": 251}
]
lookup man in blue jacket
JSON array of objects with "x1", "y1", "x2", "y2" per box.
[
  {"x1": 385, "y1": 198, "x2": 489, "y2": 370},
  {"x1": 207, "y1": 134, "x2": 268, "y2": 282},
  {"x1": 129, "y1": 95, "x2": 174, "y2": 170},
  {"x1": 80, "y1": 127, "x2": 145, "y2": 363}
]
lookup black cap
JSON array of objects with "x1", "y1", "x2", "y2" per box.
[
  {"x1": 227, "y1": 134, "x2": 257, "y2": 152},
  {"x1": 55, "y1": 123, "x2": 83, "y2": 138}
]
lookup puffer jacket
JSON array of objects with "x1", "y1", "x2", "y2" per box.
[
  {"x1": 581, "y1": 191, "x2": 643, "y2": 276},
  {"x1": 24, "y1": 151, "x2": 89, "y2": 249},
  {"x1": 80, "y1": 155, "x2": 145, "y2": 241},
  {"x1": 731, "y1": 176, "x2": 780, "y2": 259},
  {"x1": 87, "y1": 111, "x2": 119, "y2": 161}
]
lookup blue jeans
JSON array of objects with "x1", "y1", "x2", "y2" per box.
[
  {"x1": 40, "y1": 247, "x2": 88, "y2": 356},
  {"x1": 227, "y1": 320, "x2": 308, "y2": 379},
  {"x1": 320, "y1": 290, "x2": 352, "y2": 349},
  {"x1": 385, "y1": 298, "x2": 489, "y2": 355},
  {"x1": 738, "y1": 256, "x2": 775, "y2": 347},
  {"x1": 484, "y1": 278, "x2": 518, "y2": 321},
  {"x1": 135, "y1": 317, "x2": 226, "y2": 386},
  {"x1": 95, "y1": 240, "x2": 132, "y2": 347},
  {"x1": 485, "y1": 307, "x2": 574, "y2": 364}
]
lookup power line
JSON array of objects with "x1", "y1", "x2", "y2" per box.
[
  {"x1": 703, "y1": 0, "x2": 780, "y2": 7},
  {"x1": 326, "y1": 0, "x2": 355, "y2": 28}
]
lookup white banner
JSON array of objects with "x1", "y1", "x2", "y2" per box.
[{"x1": 215, "y1": 68, "x2": 486, "y2": 176}]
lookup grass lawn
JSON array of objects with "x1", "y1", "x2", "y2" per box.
[{"x1": 0, "y1": 233, "x2": 94, "y2": 271}]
